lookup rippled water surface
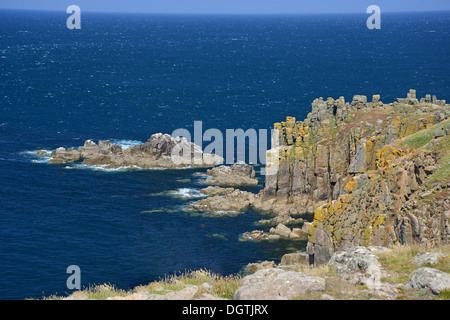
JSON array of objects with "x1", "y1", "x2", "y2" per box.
[{"x1": 0, "y1": 10, "x2": 449, "y2": 299}]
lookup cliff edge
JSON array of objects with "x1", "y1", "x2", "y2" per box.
[{"x1": 256, "y1": 90, "x2": 449, "y2": 265}]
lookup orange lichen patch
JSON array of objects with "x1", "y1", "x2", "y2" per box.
[
  {"x1": 344, "y1": 179, "x2": 357, "y2": 193},
  {"x1": 373, "y1": 215, "x2": 386, "y2": 229},
  {"x1": 375, "y1": 145, "x2": 407, "y2": 170},
  {"x1": 314, "y1": 206, "x2": 326, "y2": 223},
  {"x1": 338, "y1": 194, "x2": 353, "y2": 203}
]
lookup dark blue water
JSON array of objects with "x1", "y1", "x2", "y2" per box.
[{"x1": 0, "y1": 10, "x2": 449, "y2": 299}]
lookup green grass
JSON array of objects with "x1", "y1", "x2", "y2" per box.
[
  {"x1": 400, "y1": 119, "x2": 449, "y2": 149},
  {"x1": 375, "y1": 244, "x2": 450, "y2": 284},
  {"x1": 132, "y1": 269, "x2": 242, "y2": 300},
  {"x1": 45, "y1": 269, "x2": 242, "y2": 300},
  {"x1": 424, "y1": 134, "x2": 450, "y2": 188},
  {"x1": 435, "y1": 290, "x2": 450, "y2": 300}
]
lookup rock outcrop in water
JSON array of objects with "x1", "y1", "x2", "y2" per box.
[
  {"x1": 255, "y1": 90, "x2": 450, "y2": 265},
  {"x1": 188, "y1": 189, "x2": 256, "y2": 214},
  {"x1": 202, "y1": 162, "x2": 258, "y2": 186},
  {"x1": 47, "y1": 133, "x2": 223, "y2": 169}
]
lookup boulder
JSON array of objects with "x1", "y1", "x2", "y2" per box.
[
  {"x1": 269, "y1": 224, "x2": 292, "y2": 239},
  {"x1": 240, "y1": 230, "x2": 270, "y2": 241},
  {"x1": 405, "y1": 267, "x2": 450, "y2": 295},
  {"x1": 434, "y1": 126, "x2": 446, "y2": 138},
  {"x1": 233, "y1": 268, "x2": 325, "y2": 300},
  {"x1": 411, "y1": 252, "x2": 444, "y2": 266},
  {"x1": 328, "y1": 246, "x2": 382, "y2": 290},
  {"x1": 280, "y1": 252, "x2": 310, "y2": 266}
]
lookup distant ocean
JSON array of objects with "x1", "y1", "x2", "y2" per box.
[{"x1": 0, "y1": 10, "x2": 449, "y2": 299}]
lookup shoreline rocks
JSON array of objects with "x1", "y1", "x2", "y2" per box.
[
  {"x1": 47, "y1": 133, "x2": 224, "y2": 169},
  {"x1": 203, "y1": 162, "x2": 258, "y2": 187},
  {"x1": 187, "y1": 189, "x2": 256, "y2": 214},
  {"x1": 241, "y1": 223, "x2": 308, "y2": 241}
]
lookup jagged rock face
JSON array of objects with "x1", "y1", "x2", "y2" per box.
[
  {"x1": 258, "y1": 90, "x2": 450, "y2": 265},
  {"x1": 47, "y1": 133, "x2": 223, "y2": 169}
]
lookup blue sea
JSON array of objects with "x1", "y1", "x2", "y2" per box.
[{"x1": 0, "y1": 10, "x2": 449, "y2": 299}]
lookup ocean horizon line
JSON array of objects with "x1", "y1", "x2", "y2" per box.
[{"x1": 1, "y1": 8, "x2": 450, "y2": 16}]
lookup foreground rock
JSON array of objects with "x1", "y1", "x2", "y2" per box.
[
  {"x1": 48, "y1": 133, "x2": 223, "y2": 169},
  {"x1": 106, "y1": 285, "x2": 225, "y2": 300},
  {"x1": 233, "y1": 268, "x2": 325, "y2": 300},
  {"x1": 405, "y1": 267, "x2": 450, "y2": 295},
  {"x1": 328, "y1": 246, "x2": 382, "y2": 290},
  {"x1": 203, "y1": 162, "x2": 258, "y2": 186}
]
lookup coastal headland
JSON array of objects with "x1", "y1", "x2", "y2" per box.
[{"x1": 40, "y1": 90, "x2": 450, "y2": 300}]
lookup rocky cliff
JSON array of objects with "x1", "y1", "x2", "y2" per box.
[{"x1": 257, "y1": 90, "x2": 450, "y2": 265}]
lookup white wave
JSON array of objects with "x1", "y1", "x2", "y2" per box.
[
  {"x1": 171, "y1": 188, "x2": 205, "y2": 199},
  {"x1": 21, "y1": 150, "x2": 52, "y2": 163},
  {"x1": 66, "y1": 163, "x2": 147, "y2": 172},
  {"x1": 110, "y1": 139, "x2": 143, "y2": 150}
]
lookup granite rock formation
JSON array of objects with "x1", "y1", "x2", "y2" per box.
[
  {"x1": 255, "y1": 90, "x2": 449, "y2": 265},
  {"x1": 47, "y1": 133, "x2": 223, "y2": 169},
  {"x1": 203, "y1": 162, "x2": 258, "y2": 186}
]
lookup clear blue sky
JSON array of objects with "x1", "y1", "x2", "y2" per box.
[{"x1": 0, "y1": 0, "x2": 449, "y2": 14}]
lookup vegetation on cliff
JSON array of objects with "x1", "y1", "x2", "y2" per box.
[{"x1": 255, "y1": 90, "x2": 449, "y2": 266}]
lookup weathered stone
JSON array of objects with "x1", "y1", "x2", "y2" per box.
[
  {"x1": 200, "y1": 186, "x2": 235, "y2": 196},
  {"x1": 280, "y1": 252, "x2": 310, "y2": 266},
  {"x1": 47, "y1": 133, "x2": 223, "y2": 168},
  {"x1": 328, "y1": 246, "x2": 382, "y2": 290},
  {"x1": 269, "y1": 224, "x2": 292, "y2": 238},
  {"x1": 204, "y1": 162, "x2": 258, "y2": 186},
  {"x1": 246, "y1": 261, "x2": 276, "y2": 273},
  {"x1": 188, "y1": 189, "x2": 255, "y2": 213},
  {"x1": 411, "y1": 252, "x2": 444, "y2": 266},
  {"x1": 405, "y1": 267, "x2": 450, "y2": 295},
  {"x1": 233, "y1": 268, "x2": 325, "y2": 300},
  {"x1": 434, "y1": 126, "x2": 446, "y2": 138}
]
